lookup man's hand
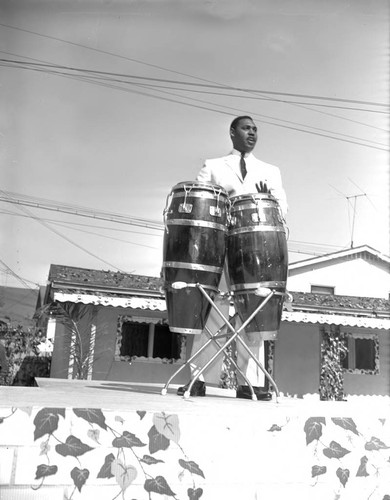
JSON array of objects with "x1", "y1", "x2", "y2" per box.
[{"x1": 256, "y1": 181, "x2": 270, "y2": 193}]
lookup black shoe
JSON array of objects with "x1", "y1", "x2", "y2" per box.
[
  {"x1": 177, "y1": 380, "x2": 206, "y2": 397},
  {"x1": 236, "y1": 385, "x2": 272, "y2": 401}
]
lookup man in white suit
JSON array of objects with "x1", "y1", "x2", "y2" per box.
[{"x1": 177, "y1": 115, "x2": 288, "y2": 400}]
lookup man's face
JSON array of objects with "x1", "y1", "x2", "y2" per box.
[{"x1": 230, "y1": 118, "x2": 258, "y2": 153}]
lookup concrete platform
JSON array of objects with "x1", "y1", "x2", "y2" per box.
[{"x1": 0, "y1": 379, "x2": 389, "y2": 499}]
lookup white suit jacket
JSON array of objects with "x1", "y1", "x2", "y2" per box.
[{"x1": 196, "y1": 151, "x2": 288, "y2": 218}]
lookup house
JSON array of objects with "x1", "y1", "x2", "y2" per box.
[
  {"x1": 40, "y1": 264, "x2": 190, "y2": 385},
  {"x1": 272, "y1": 245, "x2": 390, "y2": 398},
  {"x1": 41, "y1": 245, "x2": 390, "y2": 398}
]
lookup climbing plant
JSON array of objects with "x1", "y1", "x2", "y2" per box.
[{"x1": 319, "y1": 325, "x2": 348, "y2": 401}]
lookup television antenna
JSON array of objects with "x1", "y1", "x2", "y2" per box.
[
  {"x1": 346, "y1": 193, "x2": 367, "y2": 248},
  {"x1": 329, "y1": 180, "x2": 373, "y2": 249}
]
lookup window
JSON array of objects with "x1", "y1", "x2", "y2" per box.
[
  {"x1": 116, "y1": 316, "x2": 185, "y2": 363},
  {"x1": 311, "y1": 285, "x2": 335, "y2": 295},
  {"x1": 341, "y1": 333, "x2": 379, "y2": 374}
]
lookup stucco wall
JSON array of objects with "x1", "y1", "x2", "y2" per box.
[
  {"x1": 50, "y1": 320, "x2": 70, "y2": 379},
  {"x1": 91, "y1": 306, "x2": 190, "y2": 385},
  {"x1": 274, "y1": 322, "x2": 321, "y2": 397},
  {"x1": 343, "y1": 328, "x2": 390, "y2": 396},
  {"x1": 288, "y1": 258, "x2": 390, "y2": 298},
  {"x1": 50, "y1": 304, "x2": 191, "y2": 385}
]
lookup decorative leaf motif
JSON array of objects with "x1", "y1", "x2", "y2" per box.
[
  {"x1": 97, "y1": 453, "x2": 115, "y2": 479},
  {"x1": 70, "y1": 467, "x2": 89, "y2": 492},
  {"x1": 140, "y1": 454, "x2": 164, "y2": 465},
  {"x1": 268, "y1": 424, "x2": 282, "y2": 432},
  {"x1": 73, "y1": 408, "x2": 107, "y2": 430},
  {"x1": 87, "y1": 429, "x2": 100, "y2": 444},
  {"x1": 115, "y1": 415, "x2": 125, "y2": 425},
  {"x1": 144, "y1": 476, "x2": 176, "y2": 496},
  {"x1": 304, "y1": 417, "x2": 326, "y2": 445},
  {"x1": 112, "y1": 431, "x2": 146, "y2": 449},
  {"x1": 311, "y1": 465, "x2": 327, "y2": 478},
  {"x1": 111, "y1": 459, "x2": 137, "y2": 491},
  {"x1": 365, "y1": 437, "x2": 390, "y2": 451},
  {"x1": 39, "y1": 441, "x2": 50, "y2": 456},
  {"x1": 35, "y1": 464, "x2": 58, "y2": 480},
  {"x1": 137, "y1": 411, "x2": 146, "y2": 420},
  {"x1": 323, "y1": 441, "x2": 351, "y2": 459},
  {"x1": 148, "y1": 425, "x2": 170, "y2": 454},
  {"x1": 55, "y1": 435, "x2": 94, "y2": 457},
  {"x1": 336, "y1": 467, "x2": 350, "y2": 488},
  {"x1": 19, "y1": 407, "x2": 33, "y2": 416},
  {"x1": 356, "y1": 456, "x2": 369, "y2": 477},
  {"x1": 331, "y1": 418, "x2": 359, "y2": 436},
  {"x1": 153, "y1": 413, "x2": 180, "y2": 444},
  {"x1": 179, "y1": 459, "x2": 205, "y2": 479},
  {"x1": 33, "y1": 408, "x2": 66, "y2": 441},
  {"x1": 188, "y1": 487, "x2": 203, "y2": 499}
]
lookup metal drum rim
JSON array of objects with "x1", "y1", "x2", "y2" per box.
[
  {"x1": 166, "y1": 219, "x2": 228, "y2": 231},
  {"x1": 229, "y1": 192, "x2": 277, "y2": 205},
  {"x1": 230, "y1": 280, "x2": 287, "y2": 292},
  {"x1": 170, "y1": 181, "x2": 229, "y2": 196},
  {"x1": 228, "y1": 225, "x2": 286, "y2": 235},
  {"x1": 163, "y1": 261, "x2": 224, "y2": 273}
]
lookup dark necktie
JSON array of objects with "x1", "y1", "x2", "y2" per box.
[{"x1": 240, "y1": 153, "x2": 247, "y2": 179}]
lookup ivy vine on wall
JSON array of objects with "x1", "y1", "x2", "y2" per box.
[
  {"x1": 319, "y1": 325, "x2": 348, "y2": 401},
  {"x1": 30, "y1": 407, "x2": 204, "y2": 499}
]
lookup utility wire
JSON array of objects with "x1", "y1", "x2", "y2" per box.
[
  {"x1": 1, "y1": 56, "x2": 388, "y2": 137},
  {"x1": 0, "y1": 258, "x2": 36, "y2": 289},
  {"x1": 0, "y1": 24, "x2": 388, "y2": 138},
  {"x1": 0, "y1": 190, "x2": 129, "y2": 272},
  {"x1": 4, "y1": 60, "x2": 386, "y2": 151},
  {"x1": 1, "y1": 192, "x2": 357, "y2": 256},
  {"x1": 0, "y1": 191, "x2": 163, "y2": 230},
  {"x1": 0, "y1": 57, "x2": 387, "y2": 108},
  {"x1": 0, "y1": 208, "x2": 162, "y2": 236}
]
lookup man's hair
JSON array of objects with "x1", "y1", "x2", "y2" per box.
[{"x1": 230, "y1": 115, "x2": 254, "y2": 131}]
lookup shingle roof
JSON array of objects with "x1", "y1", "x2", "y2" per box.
[
  {"x1": 48, "y1": 264, "x2": 163, "y2": 292},
  {"x1": 47, "y1": 264, "x2": 390, "y2": 316},
  {"x1": 290, "y1": 291, "x2": 389, "y2": 315}
]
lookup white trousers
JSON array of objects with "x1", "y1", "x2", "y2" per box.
[{"x1": 187, "y1": 270, "x2": 266, "y2": 387}]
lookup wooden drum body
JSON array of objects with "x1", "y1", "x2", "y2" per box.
[
  {"x1": 162, "y1": 182, "x2": 229, "y2": 334},
  {"x1": 227, "y1": 193, "x2": 288, "y2": 340}
]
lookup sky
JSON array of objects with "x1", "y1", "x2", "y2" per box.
[{"x1": 0, "y1": 0, "x2": 389, "y2": 289}]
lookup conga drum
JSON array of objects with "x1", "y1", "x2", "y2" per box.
[
  {"x1": 227, "y1": 193, "x2": 288, "y2": 340},
  {"x1": 162, "y1": 181, "x2": 229, "y2": 334}
]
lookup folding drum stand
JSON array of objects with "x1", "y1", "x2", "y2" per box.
[{"x1": 161, "y1": 283, "x2": 288, "y2": 401}]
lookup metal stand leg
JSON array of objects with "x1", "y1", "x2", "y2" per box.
[
  {"x1": 162, "y1": 283, "x2": 283, "y2": 401},
  {"x1": 160, "y1": 322, "x2": 230, "y2": 395},
  {"x1": 194, "y1": 285, "x2": 280, "y2": 401}
]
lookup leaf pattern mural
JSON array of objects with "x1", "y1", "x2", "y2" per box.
[{"x1": 2, "y1": 405, "x2": 390, "y2": 499}]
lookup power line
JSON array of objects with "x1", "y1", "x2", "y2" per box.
[
  {"x1": 0, "y1": 24, "x2": 388, "y2": 144},
  {"x1": 1, "y1": 56, "x2": 388, "y2": 138},
  {"x1": 0, "y1": 191, "x2": 163, "y2": 230},
  {"x1": 3, "y1": 59, "x2": 387, "y2": 152},
  {"x1": 0, "y1": 258, "x2": 36, "y2": 289},
  {"x1": 0, "y1": 190, "x2": 129, "y2": 272},
  {"x1": 0, "y1": 208, "x2": 162, "y2": 236},
  {"x1": 1, "y1": 56, "x2": 387, "y2": 108}
]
